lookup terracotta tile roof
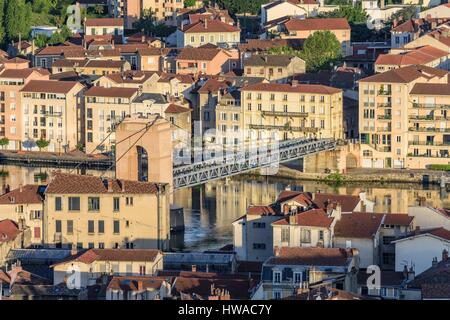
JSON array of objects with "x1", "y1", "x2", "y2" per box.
[
  {"x1": 383, "y1": 214, "x2": 414, "y2": 226},
  {"x1": 267, "y1": 247, "x2": 353, "y2": 266},
  {"x1": 426, "y1": 227, "x2": 450, "y2": 241},
  {"x1": 0, "y1": 185, "x2": 44, "y2": 205},
  {"x1": 244, "y1": 54, "x2": 300, "y2": 67},
  {"x1": 334, "y1": 212, "x2": 383, "y2": 239},
  {"x1": 137, "y1": 47, "x2": 164, "y2": 56},
  {"x1": 0, "y1": 219, "x2": 21, "y2": 243},
  {"x1": 4, "y1": 57, "x2": 30, "y2": 64},
  {"x1": 85, "y1": 18, "x2": 123, "y2": 27},
  {"x1": 410, "y1": 83, "x2": 450, "y2": 95},
  {"x1": 107, "y1": 276, "x2": 169, "y2": 291},
  {"x1": 85, "y1": 86, "x2": 138, "y2": 98},
  {"x1": 241, "y1": 82, "x2": 341, "y2": 94},
  {"x1": 359, "y1": 64, "x2": 448, "y2": 83},
  {"x1": 247, "y1": 205, "x2": 279, "y2": 216},
  {"x1": 273, "y1": 209, "x2": 333, "y2": 228},
  {"x1": 284, "y1": 17, "x2": 350, "y2": 32},
  {"x1": 313, "y1": 193, "x2": 361, "y2": 213},
  {"x1": 157, "y1": 72, "x2": 195, "y2": 84},
  {"x1": 276, "y1": 190, "x2": 314, "y2": 206},
  {"x1": 36, "y1": 45, "x2": 85, "y2": 56},
  {"x1": 105, "y1": 70, "x2": 159, "y2": 84},
  {"x1": 408, "y1": 260, "x2": 450, "y2": 299},
  {"x1": 264, "y1": 0, "x2": 318, "y2": 11},
  {"x1": 52, "y1": 249, "x2": 161, "y2": 267},
  {"x1": 375, "y1": 46, "x2": 448, "y2": 66},
  {"x1": 176, "y1": 48, "x2": 224, "y2": 61},
  {"x1": 197, "y1": 78, "x2": 229, "y2": 94},
  {"x1": 45, "y1": 172, "x2": 165, "y2": 194},
  {"x1": 0, "y1": 68, "x2": 44, "y2": 79},
  {"x1": 165, "y1": 104, "x2": 190, "y2": 114},
  {"x1": 172, "y1": 276, "x2": 255, "y2": 299},
  {"x1": 182, "y1": 18, "x2": 240, "y2": 33},
  {"x1": 53, "y1": 58, "x2": 127, "y2": 69},
  {"x1": 20, "y1": 80, "x2": 82, "y2": 94}
]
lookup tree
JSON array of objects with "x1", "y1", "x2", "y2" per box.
[
  {"x1": 5, "y1": 0, "x2": 32, "y2": 41},
  {"x1": 184, "y1": 0, "x2": 197, "y2": 7},
  {"x1": 299, "y1": 31, "x2": 342, "y2": 72},
  {"x1": 133, "y1": 9, "x2": 176, "y2": 38},
  {"x1": 316, "y1": 3, "x2": 367, "y2": 24},
  {"x1": 36, "y1": 138, "x2": 50, "y2": 151},
  {"x1": 0, "y1": 137, "x2": 9, "y2": 149},
  {"x1": 387, "y1": 5, "x2": 418, "y2": 26},
  {"x1": 0, "y1": 0, "x2": 6, "y2": 45}
]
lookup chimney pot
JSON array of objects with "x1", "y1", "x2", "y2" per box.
[
  {"x1": 443, "y1": 249, "x2": 449, "y2": 261},
  {"x1": 191, "y1": 265, "x2": 197, "y2": 272}
]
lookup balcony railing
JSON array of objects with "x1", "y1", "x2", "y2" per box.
[
  {"x1": 407, "y1": 153, "x2": 450, "y2": 158},
  {"x1": 261, "y1": 111, "x2": 308, "y2": 118},
  {"x1": 409, "y1": 141, "x2": 450, "y2": 146},
  {"x1": 378, "y1": 89, "x2": 392, "y2": 95},
  {"x1": 377, "y1": 102, "x2": 392, "y2": 108},
  {"x1": 412, "y1": 103, "x2": 450, "y2": 109},
  {"x1": 249, "y1": 124, "x2": 319, "y2": 133},
  {"x1": 377, "y1": 127, "x2": 392, "y2": 132},
  {"x1": 409, "y1": 127, "x2": 450, "y2": 133},
  {"x1": 377, "y1": 115, "x2": 392, "y2": 120}
]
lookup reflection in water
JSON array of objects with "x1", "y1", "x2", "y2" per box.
[
  {"x1": 173, "y1": 176, "x2": 450, "y2": 251},
  {"x1": 0, "y1": 164, "x2": 448, "y2": 252}
]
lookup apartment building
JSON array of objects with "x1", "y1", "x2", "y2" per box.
[
  {"x1": 175, "y1": 48, "x2": 235, "y2": 76},
  {"x1": 0, "y1": 67, "x2": 50, "y2": 150},
  {"x1": 253, "y1": 247, "x2": 359, "y2": 300},
  {"x1": 84, "y1": 18, "x2": 124, "y2": 43},
  {"x1": 241, "y1": 81, "x2": 344, "y2": 143},
  {"x1": 390, "y1": 18, "x2": 450, "y2": 49},
  {"x1": 106, "y1": 276, "x2": 171, "y2": 300},
  {"x1": 243, "y1": 54, "x2": 306, "y2": 82},
  {"x1": 215, "y1": 90, "x2": 242, "y2": 146},
  {"x1": 0, "y1": 185, "x2": 45, "y2": 246},
  {"x1": 260, "y1": 0, "x2": 322, "y2": 25},
  {"x1": 265, "y1": 17, "x2": 351, "y2": 56},
  {"x1": 43, "y1": 173, "x2": 171, "y2": 250},
  {"x1": 20, "y1": 80, "x2": 85, "y2": 152},
  {"x1": 112, "y1": 0, "x2": 184, "y2": 29},
  {"x1": 177, "y1": 18, "x2": 241, "y2": 48},
  {"x1": 52, "y1": 248, "x2": 164, "y2": 288},
  {"x1": 51, "y1": 59, "x2": 131, "y2": 76},
  {"x1": 84, "y1": 86, "x2": 139, "y2": 153},
  {"x1": 156, "y1": 73, "x2": 196, "y2": 100},
  {"x1": 0, "y1": 219, "x2": 31, "y2": 265},
  {"x1": 359, "y1": 65, "x2": 450, "y2": 169},
  {"x1": 375, "y1": 46, "x2": 450, "y2": 73}
]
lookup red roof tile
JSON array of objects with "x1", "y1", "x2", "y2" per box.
[
  {"x1": 0, "y1": 219, "x2": 21, "y2": 243},
  {"x1": 85, "y1": 18, "x2": 123, "y2": 27},
  {"x1": 267, "y1": 247, "x2": 353, "y2": 266},
  {"x1": 284, "y1": 18, "x2": 350, "y2": 32},
  {"x1": 0, "y1": 185, "x2": 43, "y2": 205},
  {"x1": 241, "y1": 82, "x2": 342, "y2": 94},
  {"x1": 334, "y1": 212, "x2": 383, "y2": 239},
  {"x1": 165, "y1": 104, "x2": 190, "y2": 114},
  {"x1": 247, "y1": 205, "x2": 279, "y2": 216},
  {"x1": 85, "y1": 86, "x2": 138, "y2": 98},
  {"x1": 272, "y1": 209, "x2": 333, "y2": 228},
  {"x1": 313, "y1": 193, "x2": 361, "y2": 213},
  {"x1": 20, "y1": 80, "x2": 82, "y2": 94},
  {"x1": 359, "y1": 65, "x2": 448, "y2": 83},
  {"x1": 182, "y1": 19, "x2": 240, "y2": 33},
  {"x1": 52, "y1": 249, "x2": 161, "y2": 266},
  {"x1": 375, "y1": 46, "x2": 448, "y2": 66},
  {"x1": 107, "y1": 276, "x2": 169, "y2": 291},
  {"x1": 276, "y1": 190, "x2": 314, "y2": 207},
  {"x1": 383, "y1": 214, "x2": 414, "y2": 226}
]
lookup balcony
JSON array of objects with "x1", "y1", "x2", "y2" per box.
[
  {"x1": 377, "y1": 127, "x2": 391, "y2": 132},
  {"x1": 412, "y1": 103, "x2": 450, "y2": 109},
  {"x1": 409, "y1": 127, "x2": 450, "y2": 133},
  {"x1": 407, "y1": 153, "x2": 450, "y2": 158},
  {"x1": 249, "y1": 124, "x2": 319, "y2": 133},
  {"x1": 44, "y1": 111, "x2": 62, "y2": 117},
  {"x1": 377, "y1": 102, "x2": 392, "y2": 108},
  {"x1": 378, "y1": 89, "x2": 392, "y2": 95},
  {"x1": 375, "y1": 145, "x2": 392, "y2": 152},
  {"x1": 377, "y1": 115, "x2": 392, "y2": 120},
  {"x1": 261, "y1": 111, "x2": 308, "y2": 118},
  {"x1": 409, "y1": 141, "x2": 450, "y2": 146}
]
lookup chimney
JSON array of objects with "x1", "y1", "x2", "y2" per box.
[
  {"x1": 204, "y1": 19, "x2": 208, "y2": 29},
  {"x1": 414, "y1": 226, "x2": 420, "y2": 235},
  {"x1": 142, "y1": 35, "x2": 146, "y2": 43},
  {"x1": 274, "y1": 246, "x2": 281, "y2": 256},
  {"x1": 288, "y1": 213, "x2": 296, "y2": 225},
  {"x1": 443, "y1": 249, "x2": 449, "y2": 261},
  {"x1": 432, "y1": 256, "x2": 438, "y2": 267},
  {"x1": 107, "y1": 179, "x2": 113, "y2": 192},
  {"x1": 137, "y1": 280, "x2": 144, "y2": 291},
  {"x1": 393, "y1": 19, "x2": 398, "y2": 28},
  {"x1": 71, "y1": 247, "x2": 78, "y2": 256},
  {"x1": 292, "y1": 80, "x2": 298, "y2": 87},
  {"x1": 402, "y1": 265, "x2": 408, "y2": 279},
  {"x1": 407, "y1": 266, "x2": 415, "y2": 281},
  {"x1": 191, "y1": 265, "x2": 197, "y2": 272},
  {"x1": 19, "y1": 184, "x2": 23, "y2": 193},
  {"x1": 5, "y1": 184, "x2": 10, "y2": 194},
  {"x1": 121, "y1": 180, "x2": 126, "y2": 192}
]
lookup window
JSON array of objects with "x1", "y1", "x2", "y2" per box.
[
  {"x1": 88, "y1": 220, "x2": 95, "y2": 234},
  {"x1": 252, "y1": 222, "x2": 266, "y2": 228},
  {"x1": 34, "y1": 227, "x2": 41, "y2": 239},
  {"x1": 319, "y1": 230, "x2": 324, "y2": 241},
  {"x1": 55, "y1": 220, "x2": 62, "y2": 233},
  {"x1": 88, "y1": 197, "x2": 100, "y2": 211},
  {"x1": 126, "y1": 197, "x2": 133, "y2": 206},
  {"x1": 253, "y1": 243, "x2": 266, "y2": 249},
  {"x1": 139, "y1": 265, "x2": 146, "y2": 275},
  {"x1": 294, "y1": 272, "x2": 302, "y2": 284},
  {"x1": 55, "y1": 197, "x2": 62, "y2": 211},
  {"x1": 273, "y1": 271, "x2": 281, "y2": 283},
  {"x1": 67, "y1": 220, "x2": 73, "y2": 235},
  {"x1": 113, "y1": 220, "x2": 120, "y2": 234},
  {"x1": 68, "y1": 197, "x2": 80, "y2": 211},
  {"x1": 98, "y1": 242, "x2": 105, "y2": 249},
  {"x1": 274, "y1": 291, "x2": 281, "y2": 299},
  {"x1": 281, "y1": 228, "x2": 290, "y2": 242},
  {"x1": 88, "y1": 242, "x2": 95, "y2": 249},
  {"x1": 113, "y1": 197, "x2": 120, "y2": 212},
  {"x1": 301, "y1": 229, "x2": 311, "y2": 243},
  {"x1": 98, "y1": 221, "x2": 105, "y2": 234}
]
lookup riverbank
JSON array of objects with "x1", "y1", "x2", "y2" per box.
[{"x1": 272, "y1": 165, "x2": 449, "y2": 185}]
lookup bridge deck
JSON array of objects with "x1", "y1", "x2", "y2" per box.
[{"x1": 172, "y1": 138, "x2": 337, "y2": 189}]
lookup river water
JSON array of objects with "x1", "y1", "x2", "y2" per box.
[{"x1": 0, "y1": 164, "x2": 448, "y2": 251}]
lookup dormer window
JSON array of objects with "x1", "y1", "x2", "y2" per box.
[{"x1": 273, "y1": 271, "x2": 281, "y2": 283}]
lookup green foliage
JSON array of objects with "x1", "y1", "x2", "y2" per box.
[
  {"x1": 5, "y1": 0, "x2": 32, "y2": 41},
  {"x1": 427, "y1": 164, "x2": 450, "y2": 171},
  {"x1": 324, "y1": 171, "x2": 346, "y2": 190},
  {"x1": 76, "y1": 143, "x2": 84, "y2": 152},
  {"x1": 268, "y1": 45, "x2": 301, "y2": 56},
  {"x1": 317, "y1": 3, "x2": 367, "y2": 24},
  {"x1": 299, "y1": 31, "x2": 342, "y2": 72},
  {"x1": 387, "y1": 5, "x2": 418, "y2": 26},
  {"x1": 36, "y1": 138, "x2": 50, "y2": 151},
  {"x1": 133, "y1": 9, "x2": 176, "y2": 38},
  {"x1": 0, "y1": 0, "x2": 5, "y2": 45},
  {"x1": 0, "y1": 137, "x2": 9, "y2": 149},
  {"x1": 184, "y1": 0, "x2": 197, "y2": 7},
  {"x1": 215, "y1": 0, "x2": 270, "y2": 15}
]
